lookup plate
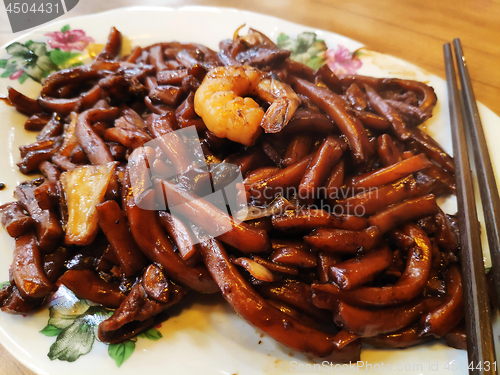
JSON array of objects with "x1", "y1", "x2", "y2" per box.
[{"x1": 1, "y1": 6, "x2": 499, "y2": 375}]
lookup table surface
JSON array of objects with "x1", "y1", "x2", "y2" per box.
[{"x1": 1, "y1": 0, "x2": 499, "y2": 374}]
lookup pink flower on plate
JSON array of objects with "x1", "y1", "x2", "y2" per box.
[
  {"x1": 45, "y1": 29, "x2": 94, "y2": 52},
  {"x1": 326, "y1": 45, "x2": 362, "y2": 75},
  {"x1": 9, "y1": 70, "x2": 24, "y2": 80}
]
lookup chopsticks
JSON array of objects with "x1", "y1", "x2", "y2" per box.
[
  {"x1": 444, "y1": 42, "x2": 497, "y2": 375},
  {"x1": 453, "y1": 38, "x2": 500, "y2": 303}
]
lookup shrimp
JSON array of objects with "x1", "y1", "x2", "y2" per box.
[{"x1": 194, "y1": 65, "x2": 301, "y2": 146}]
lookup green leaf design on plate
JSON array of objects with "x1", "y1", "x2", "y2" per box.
[
  {"x1": 40, "y1": 324, "x2": 63, "y2": 337},
  {"x1": 1, "y1": 40, "x2": 58, "y2": 83},
  {"x1": 6, "y1": 42, "x2": 34, "y2": 59},
  {"x1": 0, "y1": 69, "x2": 15, "y2": 78},
  {"x1": 48, "y1": 296, "x2": 90, "y2": 330},
  {"x1": 48, "y1": 314, "x2": 96, "y2": 362},
  {"x1": 29, "y1": 42, "x2": 48, "y2": 57},
  {"x1": 5, "y1": 55, "x2": 32, "y2": 73},
  {"x1": 138, "y1": 328, "x2": 163, "y2": 341},
  {"x1": 48, "y1": 305, "x2": 111, "y2": 362},
  {"x1": 276, "y1": 33, "x2": 289, "y2": 45},
  {"x1": 352, "y1": 50, "x2": 365, "y2": 58},
  {"x1": 108, "y1": 341, "x2": 136, "y2": 367},
  {"x1": 308, "y1": 55, "x2": 327, "y2": 71},
  {"x1": 36, "y1": 55, "x2": 57, "y2": 72},
  {"x1": 44, "y1": 286, "x2": 132, "y2": 364},
  {"x1": 24, "y1": 60, "x2": 45, "y2": 82},
  {"x1": 70, "y1": 61, "x2": 84, "y2": 68},
  {"x1": 1, "y1": 24, "x2": 91, "y2": 84},
  {"x1": 276, "y1": 31, "x2": 327, "y2": 70},
  {"x1": 0, "y1": 281, "x2": 10, "y2": 289},
  {"x1": 41, "y1": 285, "x2": 159, "y2": 366},
  {"x1": 49, "y1": 48, "x2": 82, "y2": 69},
  {"x1": 18, "y1": 72, "x2": 29, "y2": 84},
  {"x1": 296, "y1": 32, "x2": 317, "y2": 47}
]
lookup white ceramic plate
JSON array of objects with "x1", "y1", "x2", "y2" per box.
[{"x1": 1, "y1": 6, "x2": 499, "y2": 375}]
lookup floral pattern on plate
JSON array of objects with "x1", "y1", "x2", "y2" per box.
[
  {"x1": 1, "y1": 28, "x2": 362, "y2": 85},
  {"x1": 277, "y1": 31, "x2": 362, "y2": 73},
  {"x1": 0, "y1": 24, "x2": 92, "y2": 84},
  {"x1": 326, "y1": 45, "x2": 362, "y2": 74},
  {"x1": 45, "y1": 25, "x2": 94, "y2": 52},
  {"x1": 40, "y1": 285, "x2": 163, "y2": 367}
]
